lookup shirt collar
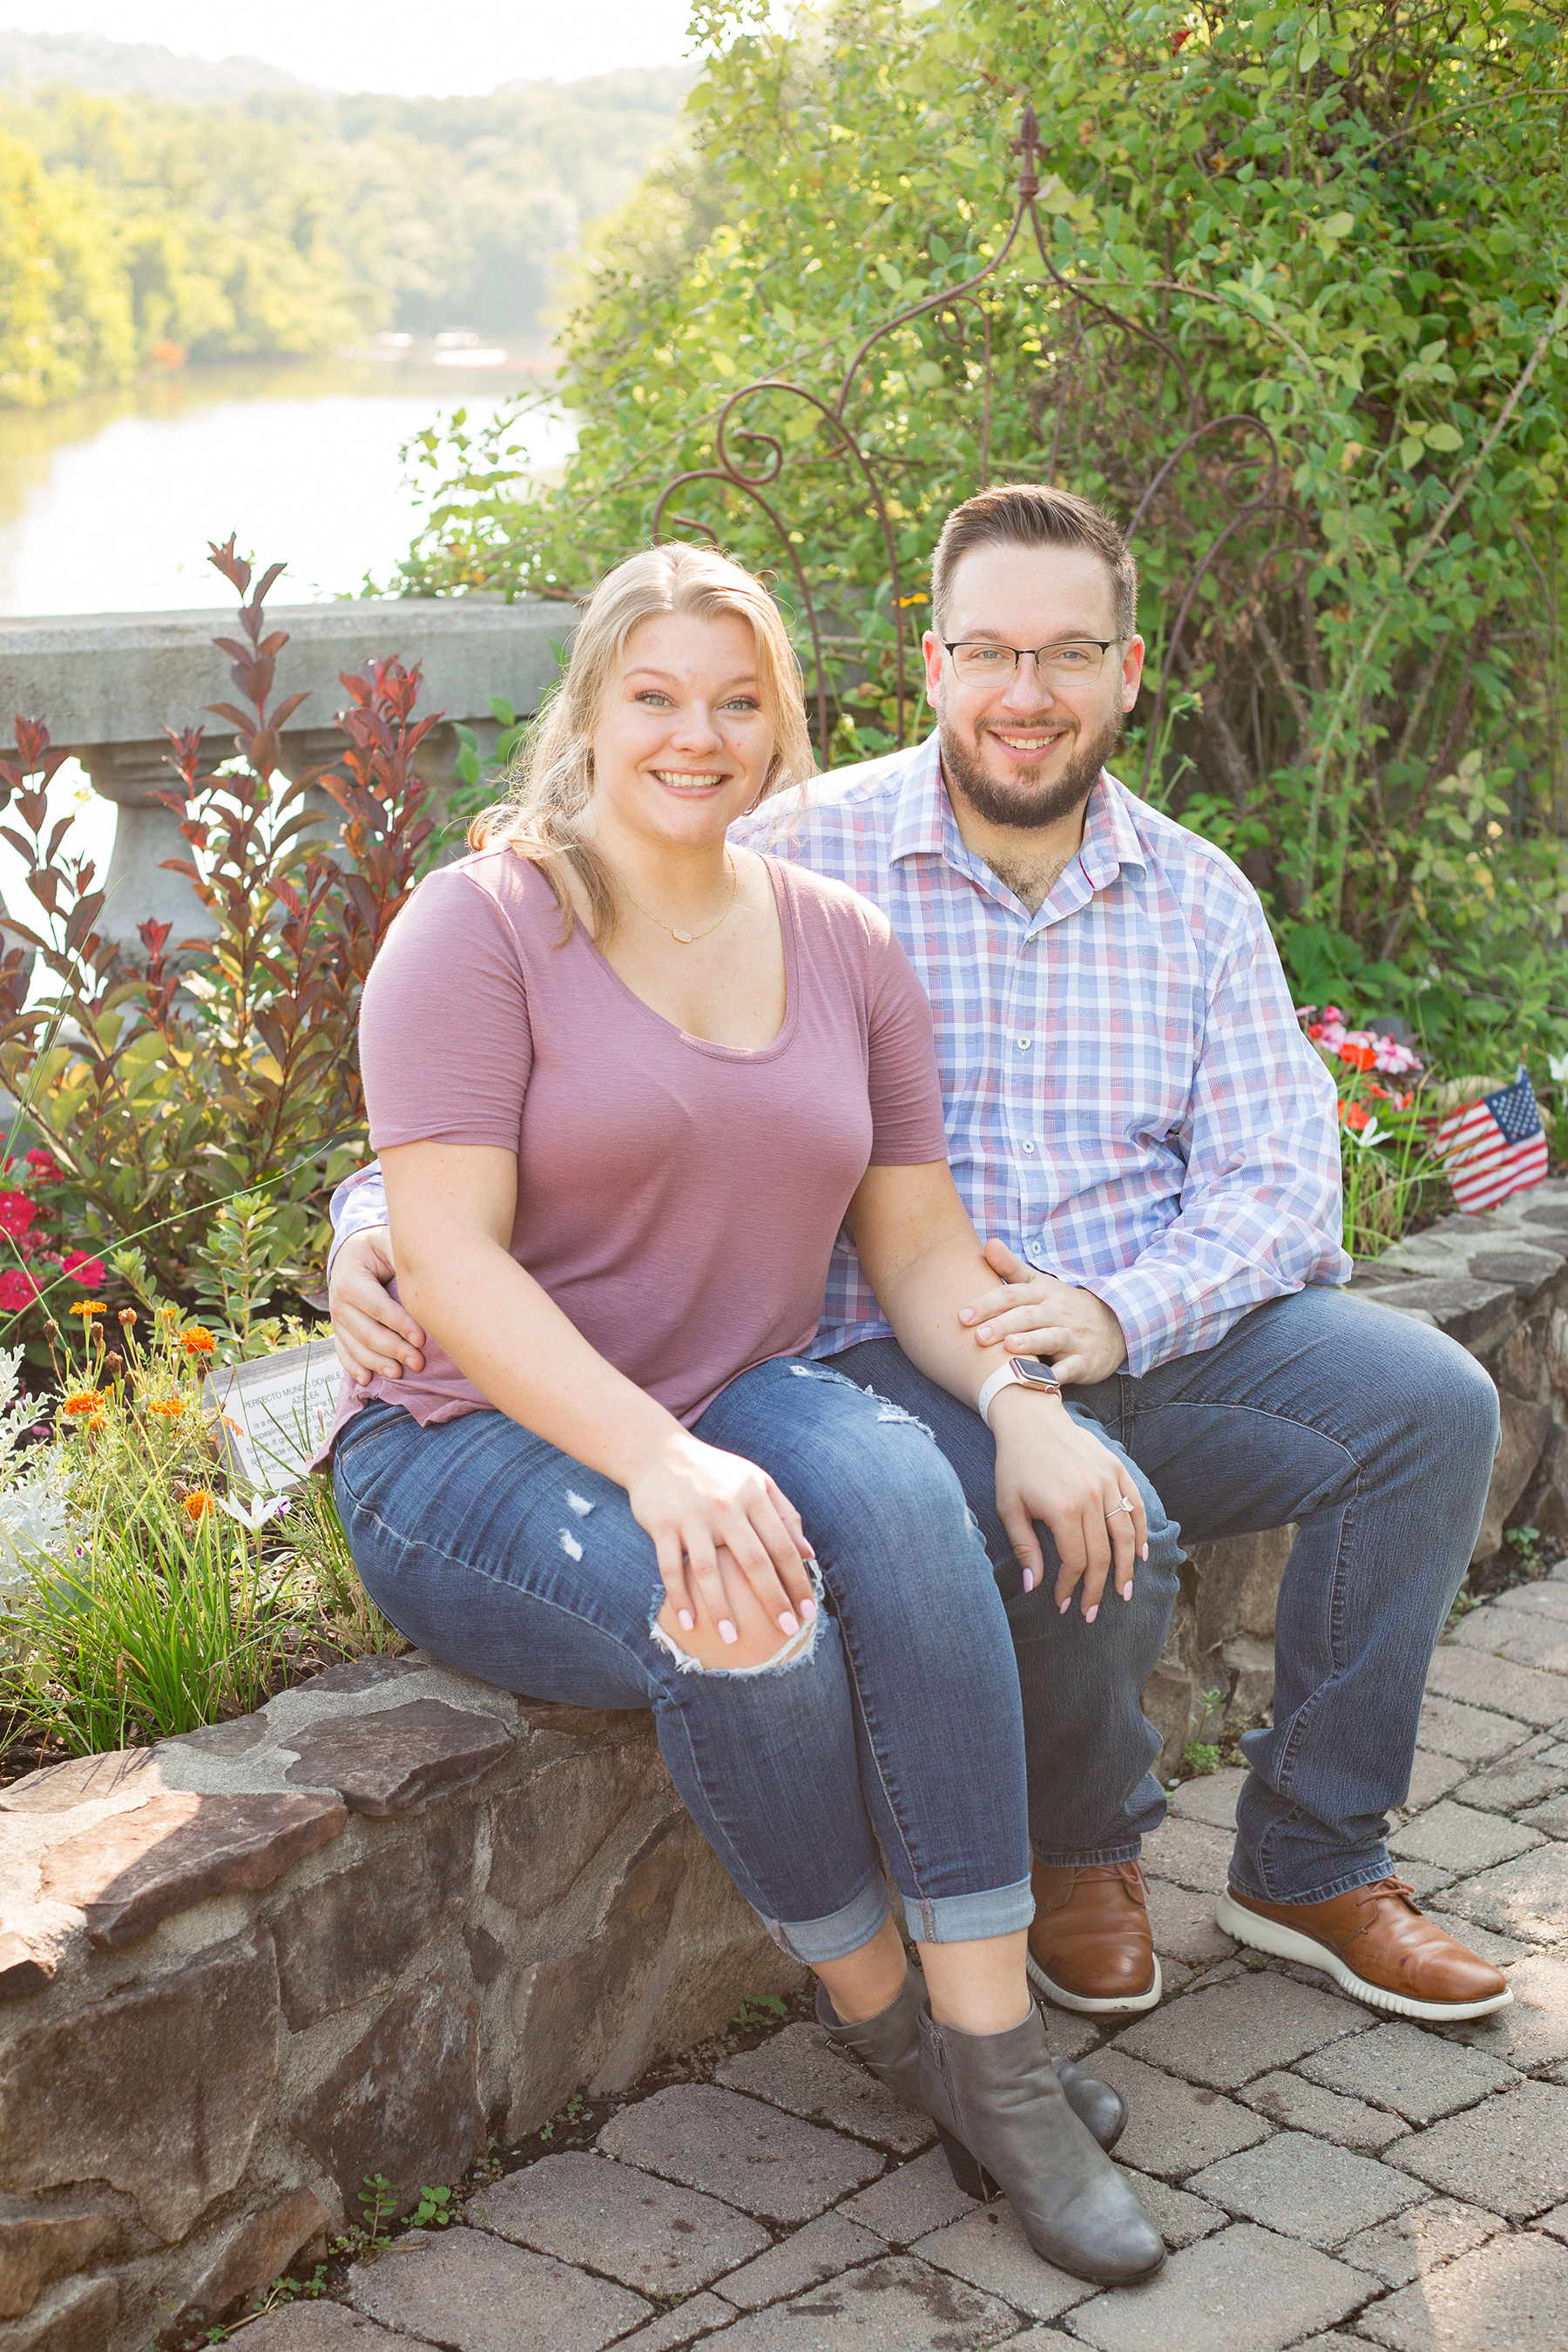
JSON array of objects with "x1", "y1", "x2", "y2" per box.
[{"x1": 888, "y1": 731, "x2": 1149, "y2": 891}]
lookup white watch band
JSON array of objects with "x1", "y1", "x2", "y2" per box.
[{"x1": 977, "y1": 1361, "x2": 1061, "y2": 1429}]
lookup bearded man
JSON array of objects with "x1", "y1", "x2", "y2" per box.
[{"x1": 328, "y1": 483, "x2": 1510, "y2": 2025}]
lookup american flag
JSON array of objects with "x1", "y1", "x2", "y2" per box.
[{"x1": 1433, "y1": 1064, "x2": 1550, "y2": 1213}]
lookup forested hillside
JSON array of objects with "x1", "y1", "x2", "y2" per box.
[{"x1": 0, "y1": 47, "x2": 692, "y2": 406}]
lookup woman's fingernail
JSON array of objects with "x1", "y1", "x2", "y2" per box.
[
  {"x1": 800, "y1": 1596, "x2": 818, "y2": 1622},
  {"x1": 1058, "y1": 1595, "x2": 1071, "y2": 1614},
  {"x1": 678, "y1": 1610, "x2": 694, "y2": 1632},
  {"x1": 1085, "y1": 1603, "x2": 1099, "y2": 1624},
  {"x1": 1022, "y1": 1569, "x2": 1034, "y2": 1592},
  {"x1": 718, "y1": 1619, "x2": 739, "y2": 1645},
  {"x1": 778, "y1": 1610, "x2": 800, "y2": 1636},
  {"x1": 1141, "y1": 1544, "x2": 1149, "y2": 1561},
  {"x1": 1120, "y1": 1582, "x2": 1132, "y2": 1601}
]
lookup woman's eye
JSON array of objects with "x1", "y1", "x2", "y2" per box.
[{"x1": 635, "y1": 691, "x2": 673, "y2": 707}]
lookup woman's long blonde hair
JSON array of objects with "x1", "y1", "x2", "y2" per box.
[{"x1": 470, "y1": 543, "x2": 816, "y2": 943}]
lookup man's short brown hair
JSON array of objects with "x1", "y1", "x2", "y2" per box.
[{"x1": 929, "y1": 483, "x2": 1139, "y2": 641}]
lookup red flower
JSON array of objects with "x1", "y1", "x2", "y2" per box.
[
  {"x1": 62, "y1": 1250, "x2": 106, "y2": 1287},
  {"x1": 0, "y1": 1269, "x2": 41, "y2": 1310},
  {"x1": 25, "y1": 1150, "x2": 61, "y2": 1185},
  {"x1": 0, "y1": 1191, "x2": 37, "y2": 1239},
  {"x1": 1338, "y1": 1042, "x2": 1377, "y2": 1073},
  {"x1": 1342, "y1": 1101, "x2": 1372, "y2": 1132}
]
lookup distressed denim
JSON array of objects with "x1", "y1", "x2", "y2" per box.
[
  {"x1": 835, "y1": 1286, "x2": 1501, "y2": 1906},
  {"x1": 331, "y1": 1355, "x2": 1032, "y2": 1963}
]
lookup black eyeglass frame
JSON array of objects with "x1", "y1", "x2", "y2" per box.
[{"x1": 938, "y1": 636, "x2": 1126, "y2": 675}]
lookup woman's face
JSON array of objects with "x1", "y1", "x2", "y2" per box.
[{"x1": 588, "y1": 608, "x2": 776, "y2": 851}]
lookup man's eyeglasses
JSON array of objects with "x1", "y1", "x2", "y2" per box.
[{"x1": 941, "y1": 638, "x2": 1124, "y2": 686}]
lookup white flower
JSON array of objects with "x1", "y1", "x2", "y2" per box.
[
  {"x1": 1548, "y1": 1052, "x2": 1568, "y2": 1085},
  {"x1": 215, "y1": 1491, "x2": 293, "y2": 1534},
  {"x1": 1352, "y1": 1117, "x2": 1387, "y2": 1151}
]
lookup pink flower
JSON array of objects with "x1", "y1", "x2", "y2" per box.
[
  {"x1": 0, "y1": 1269, "x2": 42, "y2": 1311},
  {"x1": 0, "y1": 1192, "x2": 37, "y2": 1240},
  {"x1": 62, "y1": 1250, "x2": 106, "y2": 1287},
  {"x1": 25, "y1": 1150, "x2": 61, "y2": 1185}
]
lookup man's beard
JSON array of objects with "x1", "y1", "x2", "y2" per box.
[{"x1": 939, "y1": 706, "x2": 1124, "y2": 833}]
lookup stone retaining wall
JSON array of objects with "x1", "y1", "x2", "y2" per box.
[{"x1": 5, "y1": 1175, "x2": 1568, "y2": 2352}]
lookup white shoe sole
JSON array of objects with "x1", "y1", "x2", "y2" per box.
[
  {"x1": 1213, "y1": 1891, "x2": 1514, "y2": 2023},
  {"x1": 1026, "y1": 1948, "x2": 1163, "y2": 2015}
]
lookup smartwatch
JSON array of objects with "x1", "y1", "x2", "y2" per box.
[{"x1": 977, "y1": 1355, "x2": 1064, "y2": 1429}]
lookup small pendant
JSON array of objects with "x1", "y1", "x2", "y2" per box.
[{"x1": 672, "y1": 928, "x2": 694, "y2": 944}]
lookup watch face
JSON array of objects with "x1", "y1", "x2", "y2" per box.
[{"x1": 1010, "y1": 1356, "x2": 1059, "y2": 1386}]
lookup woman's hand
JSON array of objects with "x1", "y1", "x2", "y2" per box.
[
  {"x1": 627, "y1": 1433, "x2": 818, "y2": 1646},
  {"x1": 328, "y1": 1226, "x2": 428, "y2": 1385},
  {"x1": 988, "y1": 1388, "x2": 1148, "y2": 1623}
]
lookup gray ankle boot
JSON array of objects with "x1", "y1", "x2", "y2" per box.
[
  {"x1": 918, "y1": 2004, "x2": 1165, "y2": 2286},
  {"x1": 814, "y1": 1975, "x2": 1127, "y2": 2152}
]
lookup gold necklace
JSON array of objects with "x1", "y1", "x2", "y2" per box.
[{"x1": 619, "y1": 850, "x2": 738, "y2": 945}]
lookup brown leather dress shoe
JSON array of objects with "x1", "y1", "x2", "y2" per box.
[
  {"x1": 1026, "y1": 1860, "x2": 1162, "y2": 2015},
  {"x1": 1216, "y1": 1877, "x2": 1513, "y2": 2022}
]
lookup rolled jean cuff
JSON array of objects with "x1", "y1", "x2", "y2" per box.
[
  {"x1": 1229, "y1": 1846, "x2": 1396, "y2": 1908},
  {"x1": 764, "y1": 1868, "x2": 890, "y2": 1965},
  {"x1": 1031, "y1": 1841, "x2": 1144, "y2": 1869},
  {"x1": 903, "y1": 1874, "x2": 1036, "y2": 1946}
]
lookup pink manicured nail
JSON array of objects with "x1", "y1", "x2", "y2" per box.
[
  {"x1": 1120, "y1": 1583, "x2": 1132, "y2": 1601},
  {"x1": 678, "y1": 1610, "x2": 694, "y2": 1632},
  {"x1": 778, "y1": 1611, "x2": 800, "y2": 1636},
  {"x1": 1085, "y1": 1604, "x2": 1098, "y2": 1624},
  {"x1": 718, "y1": 1619, "x2": 739, "y2": 1645},
  {"x1": 1141, "y1": 1544, "x2": 1149, "y2": 1561},
  {"x1": 1058, "y1": 1595, "x2": 1071, "y2": 1614},
  {"x1": 800, "y1": 1595, "x2": 818, "y2": 1622},
  {"x1": 1022, "y1": 1569, "x2": 1035, "y2": 1592}
]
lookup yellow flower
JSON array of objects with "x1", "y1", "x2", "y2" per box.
[
  {"x1": 181, "y1": 1326, "x2": 216, "y2": 1357},
  {"x1": 62, "y1": 1389, "x2": 105, "y2": 1416},
  {"x1": 183, "y1": 1490, "x2": 213, "y2": 1523},
  {"x1": 69, "y1": 1301, "x2": 106, "y2": 1319},
  {"x1": 146, "y1": 1398, "x2": 185, "y2": 1418}
]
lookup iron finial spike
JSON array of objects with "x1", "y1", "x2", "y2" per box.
[{"x1": 1010, "y1": 99, "x2": 1044, "y2": 199}]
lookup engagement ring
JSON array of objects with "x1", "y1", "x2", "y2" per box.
[{"x1": 1107, "y1": 1497, "x2": 1135, "y2": 1517}]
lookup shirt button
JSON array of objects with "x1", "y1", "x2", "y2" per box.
[
  {"x1": 1022, "y1": 1142, "x2": 1035, "y2": 1153},
  {"x1": 1017, "y1": 1037, "x2": 1031, "y2": 1050}
]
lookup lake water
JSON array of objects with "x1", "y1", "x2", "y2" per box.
[{"x1": 0, "y1": 355, "x2": 577, "y2": 614}]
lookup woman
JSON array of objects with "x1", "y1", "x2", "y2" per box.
[{"x1": 322, "y1": 544, "x2": 1163, "y2": 2287}]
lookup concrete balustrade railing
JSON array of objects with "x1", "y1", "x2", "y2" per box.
[{"x1": 0, "y1": 599, "x2": 576, "y2": 948}]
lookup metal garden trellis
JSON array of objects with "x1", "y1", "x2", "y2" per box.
[{"x1": 651, "y1": 100, "x2": 1301, "y2": 788}]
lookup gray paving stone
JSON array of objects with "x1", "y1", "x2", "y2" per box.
[
  {"x1": 1068, "y1": 2048, "x2": 1272, "y2": 2178},
  {"x1": 1240, "y1": 2069, "x2": 1409, "y2": 2152},
  {"x1": 1386, "y1": 2081, "x2": 1568, "y2": 2217},
  {"x1": 346, "y1": 2227, "x2": 649, "y2": 2352},
  {"x1": 239, "y1": 2310, "x2": 406, "y2": 2352},
  {"x1": 1517, "y1": 1794, "x2": 1568, "y2": 1838},
  {"x1": 1167, "y1": 1767, "x2": 1248, "y2": 1830},
  {"x1": 468, "y1": 2151, "x2": 769, "y2": 2296},
  {"x1": 1144, "y1": 1876, "x2": 1238, "y2": 1963},
  {"x1": 1538, "y1": 2200, "x2": 1568, "y2": 2240},
  {"x1": 715, "y1": 2023, "x2": 933, "y2": 2155},
  {"x1": 1423, "y1": 1908, "x2": 1531, "y2": 1967},
  {"x1": 1440, "y1": 1950, "x2": 1568, "y2": 2068},
  {"x1": 913, "y1": 2200, "x2": 1098, "y2": 2322},
  {"x1": 608, "y1": 2294, "x2": 737, "y2": 2351},
  {"x1": 1337, "y1": 2195, "x2": 1504, "y2": 2286},
  {"x1": 596, "y1": 2086, "x2": 882, "y2": 2224},
  {"x1": 1139, "y1": 1815, "x2": 1233, "y2": 1895},
  {"x1": 709, "y1": 2212, "x2": 885, "y2": 2309},
  {"x1": 1454, "y1": 1605, "x2": 1568, "y2": 1675},
  {"x1": 1395, "y1": 1861, "x2": 1456, "y2": 1898},
  {"x1": 706, "y1": 2254, "x2": 1022, "y2": 2349},
  {"x1": 1438, "y1": 1842, "x2": 1568, "y2": 1943},
  {"x1": 1357, "y1": 2226, "x2": 1568, "y2": 2349},
  {"x1": 1112, "y1": 1973, "x2": 1371, "y2": 2091},
  {"x1": 1425, "y1": 1646, "x2": 1567, "y2": 1728},
  {"x1": 1449, "y1": 1756, "x2": 1568, "y2": 1815},
  {"x1": 1416, "y1": 1693, "x2": 1526, "y2": 1763},
  {"x1": 1186, "y1": 2130, "x2": 1423, "y2": 2247},
  {"x1": 1497, "y1": 1581, "x2": 1568, "y2": 1623},
  {"x1": 1064, "y1": 2221, "x2": 1369, "y2": 2352},
  {"x1": 1404, "y1": 1749, "x2": 1469, "y2": 1808},
  {"x1": 1387, "y1": 1799, "x2": 1544, "y2": 1873},
  {"x1": 1047, "y1": 2012, "x2": 1108, "y2": 2060},
  {"x1": 838, "y1": 2147, "x2": 973, "y2": 2243},
  {"x1": 1118, "y1": 2172, "x2": 1226, "y2": 2250},
  {"x1": 1301, "y1": 2020, "x2": 1519, "y2": 2124}
]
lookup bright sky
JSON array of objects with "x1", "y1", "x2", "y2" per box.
[{"x1": 4, "y1": 1, "x2": 705, "y2": 93}]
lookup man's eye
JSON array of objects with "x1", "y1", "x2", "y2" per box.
[
  {"x1": 967, "y1": 647, "x2": 1007, "y2": 665},
  {"x1": 1053, "y1": 647, "x2": 1093, "y2": 669}
]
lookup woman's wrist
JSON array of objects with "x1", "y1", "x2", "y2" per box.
[{"x1": 986, "y1": 1382, "x2": 1070, "y2": 1438}]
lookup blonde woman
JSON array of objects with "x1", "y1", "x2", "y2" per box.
[{"x1": 321, "y1": 544, "x2": 1163, "y2": 2287}]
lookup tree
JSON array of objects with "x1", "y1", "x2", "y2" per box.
[{"x1": 400, "y1": 0, "x2": 1568, "y2": 1059}]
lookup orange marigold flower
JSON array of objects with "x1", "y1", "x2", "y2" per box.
[
  {"x1": 181, "y1": 1326, "x2": 216, "y2": 1356},
  {"x1": 62, "y1": 1389, "x2": 105, "y2": 1415},
  {"x1": 87, "y1": 1412, "x2": 107, "y2": 1434},
  {"x1": 146, "y1": 1398, "x2": 185, "y2": 1417},
  {"x1": 69, "y1": 1301, "x2": 107, "y2": 1318},
  {"x1": 184, "y1": 1490, "x2": 213, "y2": 1522}
]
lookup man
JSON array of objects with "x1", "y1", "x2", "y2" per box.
[{"x1": 328, "y1": 483, "x2": 1510, "y2": 2025}]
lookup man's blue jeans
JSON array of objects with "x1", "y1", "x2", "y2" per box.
[
  {"x1": 332, "y1": 1355, "x2": 1034, "y2": 1963},
  {"x1": 830, "y1": 1284, "x2": 1501, "y2": 1907}
]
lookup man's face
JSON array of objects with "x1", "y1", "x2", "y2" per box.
[{"x1": 923, "y1": 543, "x2": 1146, "y2": 832}]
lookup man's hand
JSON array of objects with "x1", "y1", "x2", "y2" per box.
[
  {"x1": 988, "y1": 1386, "x2": 1147, "y2": 1619},
  {"x1": 959, "y1": 1239, "x2": 1128, "y2": 1385},
  {"x1": 328, "y1": 1226, "x2": 429, "y2": 1387}
]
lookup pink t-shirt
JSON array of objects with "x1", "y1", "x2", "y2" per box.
[{"x1": 328, "y1": 844, "x2": 947, "y2": 1442}]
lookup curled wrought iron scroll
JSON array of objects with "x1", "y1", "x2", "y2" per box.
[{"x1": 652, "y1": 102, "x2": 1288, "y2": 771}]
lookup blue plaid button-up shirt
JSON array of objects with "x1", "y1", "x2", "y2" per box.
[{"x1": 330, "y1": 730, "x2": 1348, "y2": 1375}]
